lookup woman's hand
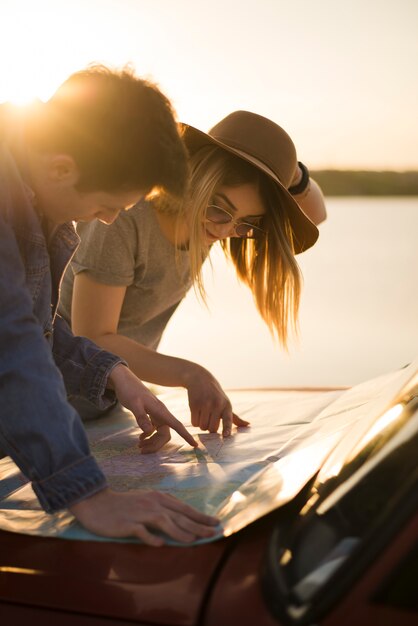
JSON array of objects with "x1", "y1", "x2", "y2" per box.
[
  {"x1": 184, "y1": 364, "x2": 249, "y2": 436},
  {"x1": 69, "y1": 487, "x2": 219, "y2": 546},
  {"x1": 138, "y1": 364, "x2": 250, "y2": 454}
]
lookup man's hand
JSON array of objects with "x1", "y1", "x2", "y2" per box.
[
  {"x1": 69, "y1": 487, "x2": 219, "y2": 546},
  {"x1": 139, "y1": 424, "x2": 171, "y2": 454},
  {"x1": 108, "y1": 364, "x2": 197, "y2": 448}
]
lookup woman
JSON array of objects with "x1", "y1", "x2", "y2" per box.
[{"x1": 59, "y1": 111, "x2": 326, "y2": 452}]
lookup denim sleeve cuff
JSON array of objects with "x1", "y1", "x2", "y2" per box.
[
  {"x1": 80, "y1": 350, "x2": 127, "y2": 410},
  {"x1": 31, "y1": 454, "x2": 107, "y2": 513}
]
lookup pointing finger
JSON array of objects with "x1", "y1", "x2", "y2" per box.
[{"x1": 148, "y1": 403, "x2": 198, "y2": 448}]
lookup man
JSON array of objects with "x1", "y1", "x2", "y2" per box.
[{"x1": 0, "y1": 66, "x2": 217, "y2": 546}]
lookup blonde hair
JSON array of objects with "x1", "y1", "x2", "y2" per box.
[{"x1": 155, "y1": 145, "x2": 302, "y2": 348}]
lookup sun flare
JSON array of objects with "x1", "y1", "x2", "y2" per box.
[{"x1": 0, "y1": 0, "x2": 123, "y2": 105}]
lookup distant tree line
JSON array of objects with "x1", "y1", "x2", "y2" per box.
[{"x1": 310, "y1": 170, "x2": 418, "y2": 196}]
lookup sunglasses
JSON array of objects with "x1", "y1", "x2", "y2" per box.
[{"x1": 206, "y1": 204, "x2": 265, "y2": 238}]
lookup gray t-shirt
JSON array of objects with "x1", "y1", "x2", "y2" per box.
[{"x1": 59, "y1": 200, "x2": 192, "y2": 350}]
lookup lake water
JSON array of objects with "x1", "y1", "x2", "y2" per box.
[{"x1": 159, "y1": 197, "x2": 418, "y2": 388}]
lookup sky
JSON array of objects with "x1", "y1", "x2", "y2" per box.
[{"x1": 0, "y1": 0, "x2": 417, "y2": 169}]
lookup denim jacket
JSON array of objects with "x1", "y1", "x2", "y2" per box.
[{"x1": 0, "y1": 140, "x2": 125, "y2": 513}]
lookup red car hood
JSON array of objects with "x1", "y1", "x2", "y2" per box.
[{"x1": 0, "y1": 530, "x2": 230, "y2": 626}]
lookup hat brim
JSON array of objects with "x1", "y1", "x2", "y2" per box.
[{"x1": 181, "y1": 123, "x2": 319, "y2": 254}]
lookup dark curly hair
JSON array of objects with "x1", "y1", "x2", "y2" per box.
[{"x1": 24, "y1": 65, "x2": 189, "y2": 198}]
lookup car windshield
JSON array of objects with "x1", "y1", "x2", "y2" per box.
[{"x1": 264, "y1": 367, "x2": 418, "y2": 622}]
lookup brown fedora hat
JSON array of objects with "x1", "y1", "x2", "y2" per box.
[{"x1": 181, "y1": 110, "x2": 319, "y2": 253}]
